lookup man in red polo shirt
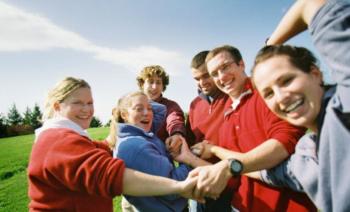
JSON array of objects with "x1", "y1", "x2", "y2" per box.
[
  {"x1": 187, "y1": 50, "x2": 231, "y2": 212},
  {"x1": 190, "y1": 45, "x2": 316, "y2": 211}
]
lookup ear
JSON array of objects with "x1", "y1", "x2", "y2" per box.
[
  {"x1": 238, "y1": 59, "x2": 245, "y2": 70},
  {"x1": 120, "y1": 110, "x2": 129, "y2": 122},
  {"x1": 310, "y1": 66, "x2": 323, "y2": 84},
  {"x1": 53, "y1": 102, "x2": 61, "y2": 112}
]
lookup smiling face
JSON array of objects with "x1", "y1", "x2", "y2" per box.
[
  {"x1": 206, "y1": 51, "x2": 247, "y2": 99},
  {"x1": 191, "y1": 63, "x2": 219, "y2": 96},
  {"x1": 54, "y1": 87, "x2": 94, "y2": 129},
  {"x1": 253, "y1": 55, "x2": 324, "y2": 131},
  {"x1": 142, "y1": 75, "x2": 164, "y2": 101},
  {"x1": 121, "y1": 94, "x2": 153, "y2": 132}
]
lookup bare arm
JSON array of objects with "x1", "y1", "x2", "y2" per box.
[
  {"x1": 122, "y1": 168, "x2": 197, "y2": 199},
  {"x1": 211, "y1": 139, "x2": 289, "y2": 173},
  {"x1": 174, "y1": 140, "x2": 211, "y2": 167},
  {"x1": 267, "y1": 0, "x2": 326, "y2": 45}
]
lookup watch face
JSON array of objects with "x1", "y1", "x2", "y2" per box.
[
  {"x1": 230, "y1": 159, "x2": 243, "y2": 176},
  {"x1": 232, "y1": 161, "x2": 242, "y2": 172}
]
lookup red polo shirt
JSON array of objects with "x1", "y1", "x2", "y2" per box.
[{"x1": 219, "y1": 79, "x2": 316, "y2": 212}]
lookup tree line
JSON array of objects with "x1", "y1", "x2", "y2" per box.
[{"x1": 0, "y1": 103, "x2": 103, "y2": 138}]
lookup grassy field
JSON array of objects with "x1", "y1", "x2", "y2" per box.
[{"x1": 0, "y1": 127, "x2": 122, "y2": 212}]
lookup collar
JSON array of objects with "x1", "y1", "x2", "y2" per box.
[
  {"x1": 118, "y1": 123, "x2": 155, "y2": 139},
  {"x1": 198, "y1": 89, "x2": 225, "y2": 104},
  {"x1": 230, "y1": 79, "x2": 253, "y2": 110},
  {"x1": 35, "y1": 117, "x2": 90, "y2": 141}
]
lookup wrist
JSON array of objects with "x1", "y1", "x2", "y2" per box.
[{"x1": 227, "y1": 158, "x2": 244, "y2": 177}]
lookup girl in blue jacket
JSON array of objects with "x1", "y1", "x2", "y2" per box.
[{"x1": 109, "y1": 91, "x2": 209, "y2": 212}]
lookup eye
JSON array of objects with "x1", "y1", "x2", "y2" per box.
[
  {"x1": 263, "y1": 90, "x2": 274, "y2": 100},
  {"x1": 222, "y1": 64, "x2": 230, "y2": 72},
  {"x1": 72, "y1": 101, "x2": 83, "y2": 106},
  {"x1": 203, "y1": 73, "x2": 210, "y2": 79},
  {"x1": 134, "y1": 107, "x2": 144, "y2": 112},
  {"x1": 281, "y1": 76, "x2": 293, "y2": 86},
  {"x1": 210, "y1": 71, "x2": 218, "y2": 78}
]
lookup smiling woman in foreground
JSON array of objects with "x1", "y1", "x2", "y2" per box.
[{"x1": 27, "y1": 77, "x2": 197, "y2": 212}]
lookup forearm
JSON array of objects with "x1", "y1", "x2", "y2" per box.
[
  {"x1": 267, "y1": 0, "x2": 326, "y2": 45},
  {"x1": 211, "y1": 145, "x2": 243, "y2": 160},
  {"x1": 122, "y1": 168, "x2": 180, "y2": 196},
  {"x1": 239, "y1": 139, "x2": 289, "y2": 173},
  {"x1": 185, "y1": 153, "x2": 212, "y2": 167}
]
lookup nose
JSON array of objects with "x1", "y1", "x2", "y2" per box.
[
  {"x1": 274, "y1": 88, "x2": 288, "y2": 104},
  {"x1": 218, "y1": 70, "x2": 227, "y2": 84},
  {"x1": 81, "y1": 103, "x2": 93, "y2": 112},
  {"x1": 142, "y1": 108, "x2": 149, "y2": 116},
  {"x1": 151, "y1": 82, "x2": 158, "y2": 89}
]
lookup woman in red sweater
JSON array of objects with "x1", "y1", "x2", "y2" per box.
[{"x1": 27, "y1": 77, "x2": 197, "y2": 212}]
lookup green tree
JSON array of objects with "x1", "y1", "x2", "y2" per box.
[
  {"x1": 7, "y1": 104, "x2": 23, "y2": 126},
  {"x1": 90, "y1": 116, "x2": 102, "y2": 128},
  {"x1": 0, "y1": 113, "x2": 7, "y2": 137},
  {"x1": 30, "y1": 103, "x2": 42, "y2": 129},
  {"x1": 23, "y1": 107, "x2": 32, "y2": 125}
]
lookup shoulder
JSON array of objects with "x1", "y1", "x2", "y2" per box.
[
  {"x1": 190, "y1": 96, "x2": 206, "y2": 108},
  {"x1": 160, "y1": 97, "x2": 182, "y2": 108},
  {"x1": 38, "y1": 128, "x2": 91, "y2": 146},
  {"x1": 118, "y1": 137, "x2": 148, "y2": 151}
]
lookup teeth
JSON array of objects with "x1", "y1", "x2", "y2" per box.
[
  {"x1": 223, "y1": 80, "x2": 232, "y2": 87},
  {"x1": 285, "y1": 99, "x2": 303, "y2": 113}
]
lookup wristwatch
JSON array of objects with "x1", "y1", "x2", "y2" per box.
[{"x1": 228, "y1": 158, "x2": 243, "y2": 177}]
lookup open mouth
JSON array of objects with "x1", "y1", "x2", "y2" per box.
[
  {"x1": 221, "y1": 79, "x2": 233, "y2": 90},
  {"x1": 283, "y1": 99, "x2": 304, "y2": 114},
  {"x1": 140, "y1": 120, "x2": 150, "y2": 125}
]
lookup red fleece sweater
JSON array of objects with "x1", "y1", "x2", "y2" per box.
[
  {"x1": 28, "y1": 128, "x2": 125, "y2": 212},
  {"x1": 155, "y1": 96, "x2": 186, "y2": 141}
]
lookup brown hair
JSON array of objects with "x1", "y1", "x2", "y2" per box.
[
  {"x1": 136, "y1": 65, "x2": 169, "y2": 91},
  {"x1": 252, "y1": 45, "x2": 319, "y2": 77},
  {"x1": 108, "y1": 91, "x2": 147, "y2": 149},
  {"x1": 191, "y1": 50, "x2": 209, "y2": 69},
  {"x1": 206, "y1": 45, "x2": 242, "y2": 65},
  {"x1": 43, "y1": 77, "x2": 90, "y2": 121}
]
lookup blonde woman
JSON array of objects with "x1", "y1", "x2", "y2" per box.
[{"x1": 27, "y1": 77, "x2": 198, "y2": 212}]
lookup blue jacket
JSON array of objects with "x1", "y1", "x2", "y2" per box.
[{"x1": 113, "y1": 102, "x2": 191, "y2": 212}]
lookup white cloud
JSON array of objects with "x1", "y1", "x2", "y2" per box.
[{"x1": 0, "y1": 1, "x2": 187, "y2": 75}]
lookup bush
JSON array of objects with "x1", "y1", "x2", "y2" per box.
[{"x1": 6, "y1": 125, "x2": 34, "y2": 137}]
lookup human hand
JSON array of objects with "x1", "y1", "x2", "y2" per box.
[
  {"x1": 177, "y1": 174, "x2": 205, "y2": 203},
  {"x1": 190, "y1": 160, "x2": 232, "y2": 200},
  {"x1": 166, "y1": 133, "x2": 185, "y2": 157},
  {"x1": 173, "y1": 139, "x2": 193, "y2": 164},
  {"x1": 191, "y1": 140, "x2": 214, "y2": 159}
]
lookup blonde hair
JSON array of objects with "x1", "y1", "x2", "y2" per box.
[
  {"x1": 42, "y1": 77, "x2": 90, "y2": 121},
  {"x1": 108, "y1": 91, "x2": 147, "y2": 149}
]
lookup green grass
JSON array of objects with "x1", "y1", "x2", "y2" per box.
[{"x1": 0, "y1": 127, "x2": 122, "y2": 212}]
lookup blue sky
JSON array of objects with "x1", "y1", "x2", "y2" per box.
[{"x1": 0, "y1": 0, "x2": 322, "y2": 123}]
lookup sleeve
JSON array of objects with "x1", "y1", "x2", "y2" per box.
[
  {"x1": 165, "y1": 100, "x2": 186, "y2": 136},
  {"x1": 260, "y1": 135, "x2": 319, "y2": 194},
  {"x1": 150, "y1": 100, "x2": 167, "y2": 133},
  {"x1": 260, "y1": 160, "x2": 304, "y2": 192},
  {"x1": 117, "y1": 138, "x2": 191, "y2": 201},
  {"x1": 45, "y1": 133, "x2": 125, "y2": 198},
  {"x1": 310, "y1": 0, "x2": 350, "y2": 112},
  {"x1": 260, "y1": 97, "x2": 306, "y2": 154},
  {"x1": 117, "y1": 138, "x2": 190, "y2": 181}
]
